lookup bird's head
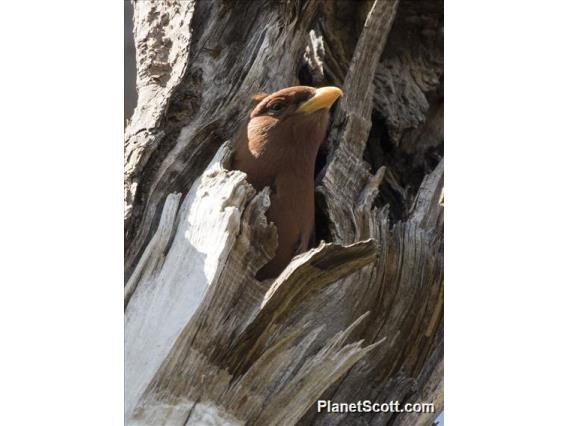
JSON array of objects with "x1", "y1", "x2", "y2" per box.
[{"x1": 243, "y1": 86, "x2": 343, "y2": 159}]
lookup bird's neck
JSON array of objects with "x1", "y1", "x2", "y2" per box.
[{"x1": 278, "y1": 139, "x2": 319, "y2": 176}]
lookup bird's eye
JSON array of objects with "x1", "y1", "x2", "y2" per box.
[{"x1": 268, "y1": 102, "x2": 286, "y2": 114}]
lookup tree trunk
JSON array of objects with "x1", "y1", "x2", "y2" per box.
[{"x1": 124, "y1": 1, "x2": 443, "y2": 425}]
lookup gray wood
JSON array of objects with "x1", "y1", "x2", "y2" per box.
[{"x1": 125, "y1": 1, "x2": 443, "y2": 425}]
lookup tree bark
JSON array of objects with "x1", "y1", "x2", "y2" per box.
[{"x1": 124, "y1": 1, "x2": 443, "y2": 425}]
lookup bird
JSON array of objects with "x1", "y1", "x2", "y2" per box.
[{"x1": 232, "y1": 85, "x2": 343, "y2": 280}]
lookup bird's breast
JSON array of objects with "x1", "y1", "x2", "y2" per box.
[{"x1": 268, "y1": 173, "x2": 315, "y2": 232}]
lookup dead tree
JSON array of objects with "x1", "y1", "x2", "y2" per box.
[{"x1": 124, "y1": 1, "x2": 443, "y2": 425}]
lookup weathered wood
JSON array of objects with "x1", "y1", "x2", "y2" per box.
[
  {"x1": 126, "y1": 142, "x2": 381, "y2": 424},
  {"x1": 125, "y1": 0, "x2": 196, "y2": 226},
  {"x1": 125, "y1": 0, "x2": 444, "y2": 424},
  {"x1": 319, "y1": 0, "x2": 399, "y2": 243},
  {"x1": 124, "y1": 191, "x2": 180, "y2": 307}
]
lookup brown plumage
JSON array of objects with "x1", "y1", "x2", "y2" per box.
[{"x1": 232, "y1": 85, "x2": 343, "y2": 279}]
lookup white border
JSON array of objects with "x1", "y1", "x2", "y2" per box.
[{"x1": 0, "y1": 2, "x2": 124, "y2": 424}]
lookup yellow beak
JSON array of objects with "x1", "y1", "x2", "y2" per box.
[{"x1": 296, "y1": 86, "x2": 343, "y2": 114}]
